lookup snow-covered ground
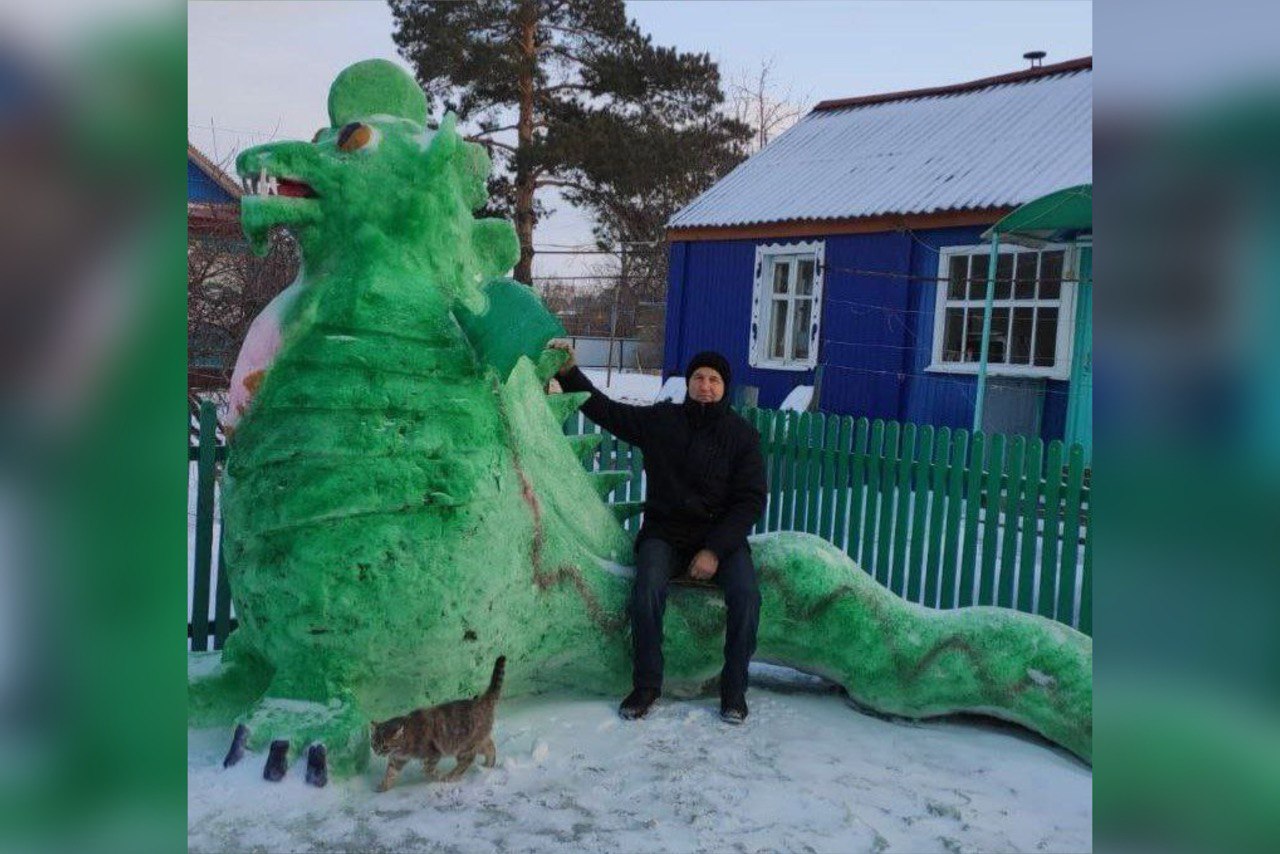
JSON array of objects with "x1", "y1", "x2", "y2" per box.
[
  {"x1": 188, "y1": 663, "x2": 1091, "y2": 853},
  {"x1": 579, "y1": 368, "x2": 662, "y2": 404}
]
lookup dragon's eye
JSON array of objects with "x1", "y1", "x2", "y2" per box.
[{"x1": 338, "y1": 122, "x2": 372, "y2": 152}]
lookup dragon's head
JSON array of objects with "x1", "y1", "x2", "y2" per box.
[{"x1": 234, "y1": 60, "x2": 508, "y2": 304}]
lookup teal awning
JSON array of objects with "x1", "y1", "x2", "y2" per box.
[
  {"x1": 971, "y1": 184, "x2": 1094, "y2": 436},
  {"x1": 982, "y1": 184, "x2": 1092, "y2": 246}
]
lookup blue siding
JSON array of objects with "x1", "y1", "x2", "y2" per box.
[
  {"x1": 189, "y1": 159, "x2": 236, "y2": 203},
  {"x1": 1041, "y1": 380, "x2": 1069, "y2": 440},
  {"x1": 665, "y1": 224, "x2": 1074, "y2": 442},
  {"x1": 817, "y1": 231, "x2": 911, "y2": 420}
]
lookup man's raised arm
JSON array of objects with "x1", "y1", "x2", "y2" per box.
[{"x1": 550, "y1": 341, "x2": 652, "y2": 448}]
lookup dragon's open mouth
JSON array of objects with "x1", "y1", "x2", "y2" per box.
[{"x1": 240, "y1": 167, "x2": 317, "y2": 199}]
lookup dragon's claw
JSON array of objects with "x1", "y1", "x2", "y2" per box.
[
  {"x1": 305, "y1": 743, "x2": 329, "y2": 787},
  {"x1": 263, "y1": 739, "x2": 290, "y2": 782},
  {"x1": 222, "y1": 723, "x2": 250, "y2": 768}
]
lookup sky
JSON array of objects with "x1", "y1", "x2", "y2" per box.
[{"x1": 188, "y1": 1, "x2": 1092, "y2": 280}]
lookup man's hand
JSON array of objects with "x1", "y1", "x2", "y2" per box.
[
  {"x1": 688, "y1": 549, "x2": 719, "y2": 581},
  {"x1": 547, "y1": 339, "x2": 576, "y2": 375}
]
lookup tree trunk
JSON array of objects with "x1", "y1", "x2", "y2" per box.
[{"x1": 513, "y1": 0, "x2": 537, "y2": 284}]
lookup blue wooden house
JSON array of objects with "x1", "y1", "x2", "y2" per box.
[
  {"x1": 188, "y1": 143, "x2": 244, "y2": 390},
  {"x1": 663, "y1": 57, "x2": 1091, "y2": 443},
  {"x1": 188, "y1": 142, "x2": 242, "y2": 208}
]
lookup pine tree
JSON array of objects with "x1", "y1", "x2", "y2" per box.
[{"x1": 389, "y1": 0, "x2": 749, "y2": 283}]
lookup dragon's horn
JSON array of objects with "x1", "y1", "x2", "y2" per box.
[
  {"x1": 566, "y1": 433, "x2": 603, "y2": 466},
  {"x1": 425, "y1": 112, "x2": 460, "y2": 166},
  {"x1": 589, "y1": 470, "x2": 632, "y2": 499},
  {"x1": 610, "y1": 501, "x2": 645, "y2": 523}
]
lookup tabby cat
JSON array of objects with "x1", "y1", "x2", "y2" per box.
[{"x1": 370, "y1": 656, "x2": 505, "y2": 791}]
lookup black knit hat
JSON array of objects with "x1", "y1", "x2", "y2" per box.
[{"x1": 685, "y1": 351, "x2": 731, "y2": 387}]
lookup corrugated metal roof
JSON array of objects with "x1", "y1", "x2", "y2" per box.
[{"x1": 668, "y1": 60, "x2": 1091, "y2": 230}]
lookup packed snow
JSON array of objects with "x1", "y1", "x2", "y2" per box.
[
  {"x1": 779, "y1": 385, "x2": 814, "y2": 412},
  {"x1": 188, "y1": 663, "x2": 1091, "y2": 853},
  {"x1": 655, "y1": 375, "x2": 686, "y2": 403},
  {"x1": 579, "y1": 368, "x2": 662, "y2": 404}
]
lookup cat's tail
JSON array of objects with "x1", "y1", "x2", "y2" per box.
[{"x1": 485, "y1": 656, "x2": 506, "y2": 699}]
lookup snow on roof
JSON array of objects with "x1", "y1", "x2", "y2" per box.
[
  {"x1": 779, "y1": 386, "x2": 814, "y2": 412},
  {"x1": 668, "y1": 58, "x2": 1091, "y2": 230}
]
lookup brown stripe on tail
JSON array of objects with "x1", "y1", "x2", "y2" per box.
[{"x1": 485, "y1": 656, "x2": 506, "y2": 699}]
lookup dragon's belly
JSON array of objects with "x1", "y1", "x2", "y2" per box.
[{"x1": 222, "y1": 333, "x2": 539, "y2": 707}]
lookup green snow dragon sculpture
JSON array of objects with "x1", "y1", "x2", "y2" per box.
[{"x1": 188, "y1": 60, "x2": 1092, "y2": 782}]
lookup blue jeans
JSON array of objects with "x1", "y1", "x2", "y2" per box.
[{"x1": 629, "y1": 538, "x2": 761, "y2": 698}]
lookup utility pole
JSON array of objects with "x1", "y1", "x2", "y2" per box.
[{"x1": 607, "y1": 243, "x2": 626, "y2": 387}]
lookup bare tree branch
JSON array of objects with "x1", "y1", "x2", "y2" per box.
[
  {"x1": 726, "y1": 56, "x2": 810, "y2": 153},
  {"x1": 465, "y1": 136, "x2": 520, "y2": 154}
]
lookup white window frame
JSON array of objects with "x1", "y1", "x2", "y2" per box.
[
  {"x1": 748, "y1": 240, "x2": 825, "y2": 371},
  {"x1": 927, "y1": 243, "x2": 1078, "y2": 381}
]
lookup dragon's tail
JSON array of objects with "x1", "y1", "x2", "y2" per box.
[
  {"x1": 756, "y1": 534, "x2": 1093, "y2": 762},
  {"x1": 485, "y1": 655, "x2": 506, "y2": 699},
  {"x1": 658, "y1": 533, "x2": 1093, "y2": 762}
]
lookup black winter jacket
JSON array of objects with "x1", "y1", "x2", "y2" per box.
[{"x1": 558, "y1": 366, "x2": 767, "y2": 559}]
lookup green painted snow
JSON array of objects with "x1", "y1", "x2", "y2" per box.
[
  {"x1": 328, "y1": 58, "x2": 429, "y2": 130},
  {"x1": 188, "y1": 61, "x2": 1091, "y2": 776}
]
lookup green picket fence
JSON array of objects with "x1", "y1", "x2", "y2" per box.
[
  {"x1": 188, "y1": 401, "x2": 232, "y2": 652},
  {"x1": 563, "y1": 407, "x2": 1091, "y2": 635},
  {"x1": 189, "y1": 400, "x2": 1092, "y2": 650}
]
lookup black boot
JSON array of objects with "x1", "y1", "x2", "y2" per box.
[
  {"x1": 720, "y1": 692, "x2": 748, "y2": 725},
  {"x1": 619, "y1": 687, "x2": 661, "y2": 720}
]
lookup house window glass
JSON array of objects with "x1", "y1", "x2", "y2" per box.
[
  {"x1": 943, "y1": 308, "x2": 964, "y2": 361},
  {"x1": 947, "y1": 255, "x2": 967, "y2": 300},
  {"x1": 770, "y1": 301, "x2": 789, "y2": 360},
  {"x1": 797, "y1": 259, "x2": 815, "y2": 295},
  {"x1": 772, "y1": 263, "x2": 789, "y2": 294},
  {"x1": 793, "y1": 299, "x2": 812, "y2": 360},
  {"x1": 1015, "y1": 252, "x2": 1037, "y2": 300},
  {"x1": 1011, "y1": 307, "x2": 1034, "y2": 364},
  {"x1": 993, "y1": 253, "x2": 1014, "y2": 300},
  {"x1": 1039, "y1": 250, "x2": 1064, "y2": 300},
  {"x1": 751, "y1": 242, "x2": 824, "y2": 370},
  {"x1": 932, "y1": 244, "x2": 1075, "y2": 378},
  {"x1": 1035, "y1": 307, "x2": 1059, "y2": 366},
  {"x1": 964, "y1": 310, "x2": 985, "y2": 362}
]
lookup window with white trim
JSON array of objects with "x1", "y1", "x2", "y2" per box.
[
  {"x1": 928, "y1": 244, "x2": 1077, "y2": 380},
  {"x1": 749, "y1": 241, "x2": 825, "y2": 370}
]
